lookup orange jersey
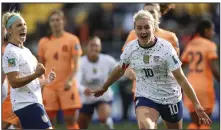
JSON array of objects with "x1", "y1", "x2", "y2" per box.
[
  {"x1": 181, "y1": 36, "x2": 218, "y2": 110},
  {"x1": 123, "y1": 29, "x2": 179, "y2": 93},
  {"x1": 122, "y1": 29, "x2": 179, "y2": 54},
  {"x1": 38, "y1": 32, "x2": 82, "y2": 89}
]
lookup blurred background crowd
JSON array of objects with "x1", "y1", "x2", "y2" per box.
[{"x1": 2, "y1": 2, "x2": 220, "y2": 128}]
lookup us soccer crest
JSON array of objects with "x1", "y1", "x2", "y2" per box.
[
  {"x1": 143, "y1": 55, "x2": 151, "y2": 64},
  {"x1": 154, "y1": 56, "x2": 160, "y2": 63},
  {"x1": 93, "y1": 68, "x2": 97, "y2": 74}
]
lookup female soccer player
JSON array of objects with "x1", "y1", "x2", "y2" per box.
[
  {"x1": 77, "y1": 36, "x2": 115, "y2": 129},
  {"x1": 181, "y1": 20, "x2": 220, "y2": 129},
  {"x1": 123, "y1": 3, "x2": 179, "y2": 98},
  {"x1": 92, "y1": 10, "x2": 212, "y2": 129},
  {"x1": 2, "y1": 11, "x2": 56, "y2": 129},
  {"x1": 38, "y1": 10, "x2": 82, "y2": 129}
]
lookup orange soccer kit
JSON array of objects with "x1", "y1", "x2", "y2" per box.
[
  {"x1": 38, "y1": 32, "x2": 82, "y2": 115},
  {"x1": 181, "y1": 36, "x2": 218, "y2": 114},
  {"x1": 122, "y1": 29, "x2": 179, "y2": 96},
  {"x1": 2, "y1": 43, "x2": 20, "y2": 127}
]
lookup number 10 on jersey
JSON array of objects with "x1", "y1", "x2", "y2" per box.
[{"x1": 143, "y1": 68, "x2": 154, "y2": 78}]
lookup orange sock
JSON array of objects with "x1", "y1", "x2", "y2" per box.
[
  {"x1": 67, "y1": 123, "x2": 79, "y2": 129},
  {"x1": 199, "y1": 125, "x2": 211, "y2": 129},
  {"x1": 187, "y1": 123, "x2": 198, "y2": 129}
]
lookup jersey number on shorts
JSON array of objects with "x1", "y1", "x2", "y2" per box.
[
  {"x1": 168, "y1": 104, "x2": 179, "y2": 115},
  {"x1": 188, "y1": 51, "x2": 203, "y2": 72},
  {"x1": 143, "y1": 68, "x2": 154, "y2": 78}
]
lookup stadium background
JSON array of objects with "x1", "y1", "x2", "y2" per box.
[{"x1": 2, "y1": 3, "x2": 220, "y2": 129}]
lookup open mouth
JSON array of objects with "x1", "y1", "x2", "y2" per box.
[
  {"x1": 20, "y1": 33, "x2": 26, "y2": 37},
  {"x1": 140, "y1": 35, "x2": 148, "y2": 39}
]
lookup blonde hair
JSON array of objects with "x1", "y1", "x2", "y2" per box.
[
  {"x1": 2, "y1": 11, "x2": 22, "y2": 29},
  {"x1": 133, "y1": 10, "x2": 159, "y2": 30}
]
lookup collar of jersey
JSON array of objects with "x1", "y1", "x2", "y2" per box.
[
  {"x1": 9, "y1": 42, "x2": 24, "y2": 49},
  {"x1": 137, "y1": 37, "x2": 157, "y2": 49}
]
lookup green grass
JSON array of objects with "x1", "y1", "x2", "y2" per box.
[{"x1": 56, "y1": 121, "x2": 220, "y2": 129}]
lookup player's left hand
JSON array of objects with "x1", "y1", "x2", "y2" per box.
[
  {"x1": 64, "y1": 79, "x2": 72, "y2": 91},
  {"x1": 91, "y1": 87, "x2": 108, "y2": 97},
  {"x1": 194, "y1": 104, "x2": 212, "y2": 126}
]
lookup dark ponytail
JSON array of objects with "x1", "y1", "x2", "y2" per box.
[{"x1": 190, "y1": 19, "x2": 213, "y2": 40}]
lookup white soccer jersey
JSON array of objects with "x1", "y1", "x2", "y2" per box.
[
  {"x1": 2, "y1": 43, "x2": 43, "y2": 111},
  {"x1": 77, "y1": 54, "x2": 117, "y2": 104},
  {"x1": 119, "y1": 38, "x2": 182, "y2": 104}
]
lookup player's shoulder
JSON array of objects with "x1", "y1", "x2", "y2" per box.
[
  {"x1": 3, "y1": 44, "x2": 19, "y2": 57},
  {"x1": 39, "y1": 37, "x2": 50, "y2": 44},
  {"x1": 160, "y1": 29, "x2": 178, "y2": 41},
  {"x1": 124, "y1": 39, "x2": 139, "y2": 51},
  {"x1": 64, "y1": 32, "x2": 79, "y2": 41},
  {"x1": 100, "y1": 53, "x2": 115, "y2": 61},
  {"x1": 157, "y1": 37, "x2": 173, "y2": 48}
]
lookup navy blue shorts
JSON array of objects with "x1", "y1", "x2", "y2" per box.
[
  {"x1": 14, "y1": 103, "x2": 52, "y2": 129},
  {"x1": 135, "y1": 97, "x2": 183, "y2": 123},
  {"x1": 80, "y1": 101, "x2": 112, "y2": 116}
]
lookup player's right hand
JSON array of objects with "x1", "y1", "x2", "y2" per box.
[
  {"x1": 35, "y1": 63, "x2": 46, "y2": 77},
  {"x1": 194, "y1": 104, "x2": 212, "y2": 126},
  {"x1": 91, "y1": 87, "x2": 107, "y2": 97},
  {"x1": 84, "y1": 88, "x2": 92, "y2": 96}
]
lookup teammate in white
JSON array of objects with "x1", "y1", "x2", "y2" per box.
[
  {"x1": 77, "y1": 36, "x2": 116, "y2": 129},
  {"x1": 92, "y1": 10, "x2": 212, "y2": 129},
  {"x1": 2, "y1": 11, "x2": 56, "y2": 129}
]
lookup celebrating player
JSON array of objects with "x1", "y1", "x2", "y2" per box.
[
  {"x1": 92, "y1": 10, "x2": 212, "y2": 129},
  {"x1": 38, "y1": 10, "x2": 82, "y2": 129},
  {"x1": 181, "y1": 19, "x2": 220, "y2": 129},
  {"x1": 76, "y1": 36, "x2": 115, "y2": 129},
  {"x1": 2, "y1": 11, "x2": 56, "y2": 129},
  {"x1": 123, "y1": 3, "x2": 179, "y2": 98}
]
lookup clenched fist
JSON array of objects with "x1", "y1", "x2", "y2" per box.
[{"x1": 35, "y1": 63, "x2": 46, "y2": 77}]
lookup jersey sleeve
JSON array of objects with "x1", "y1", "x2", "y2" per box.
[
  {"x1": 71, "y1": 36, "x2": 82, "y2": 56},
  {"x1": 164, "y1": 44, "x2": 182, "y2": 71},
  {"x1": 119, "y1": 44, "x2": 132, "y2": 70},
  {"x1": 38, "y1": 38, "x2": 46, "y2": 60},
  {"x1": 2, "y1": 50, "x2": 20, "y2": 74},
  {"x1": 207, "y1": 42, "x2": 218, "y2": 60},
  {"x1": 122, "y1": 30, "x2": 137, "y2": 51}
]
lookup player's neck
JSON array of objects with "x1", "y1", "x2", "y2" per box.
[
  {"x1": 9, "y1": 39, "x2": 24, "y2": 48},
  {"x1": 52, "y1": 30, "x2": 64, "y2": 38},
  {"x1": 138, "y1": 36, "x2": 156, "y2": 48},
  {"x1": 87, "y1": 55, "x2": 99, "y2": 63}
]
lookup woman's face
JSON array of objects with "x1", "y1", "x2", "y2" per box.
[
  {"x1": 49, "y1": 13, "x2": 64, "y2": 33},
  {"x1": 8, "y1": 17, "x2": 27, "y2": 43},
  {"x1": 135, "y1": 18, "x2": 154, "y2": 44},
  {"x1": 87, "y1": 39, "x2": 101, "y2": 58}
]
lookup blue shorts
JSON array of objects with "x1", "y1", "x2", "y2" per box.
[
  {"x1": 135, "y1": 97, "x2": 183, "y2": 123},
  {"x1": 14, "y1": 103, "x2": 52, "y2": 129},
  {"x1": 80, "y1": 101, "x2": 112, "y2": 116}
]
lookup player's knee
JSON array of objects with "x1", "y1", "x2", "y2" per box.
[
  {"x1": 137, "y1": 112, "x2": 155, "y2": 129},
  {"x1": 46, "y1": 111, "x2": 57, "y2": 119}
]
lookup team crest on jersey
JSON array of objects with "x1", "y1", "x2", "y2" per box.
[
  {"x1": 8, "y1": 58, "x2": 16, "y2": 67},
  {"x1": 143, "y1": 55, "x2": 151, "y2": 64},
  {"x1": 154, "y1": 56, "x2": 160, "y2": 63},
  {"x1": 93, "y1": 68, "x2": 97, "y2": 74}
]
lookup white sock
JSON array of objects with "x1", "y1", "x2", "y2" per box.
[
  {"x1": 105, "y1": 117, "x2": 114, "y2": 129},
  {"x1": 8, "y1": 125, "x2": 15, "y2": 129}
]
